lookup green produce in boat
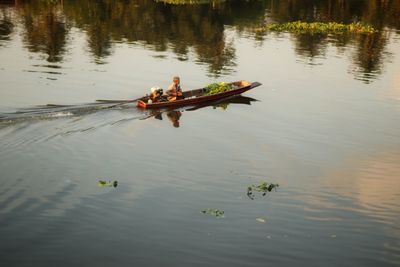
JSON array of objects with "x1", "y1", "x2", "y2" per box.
[{"x1": 204, "y1": 82, "x2": 233, "y2": 96}]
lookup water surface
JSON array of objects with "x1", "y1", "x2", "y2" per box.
[{"x1": 1, "y1": 1, "x2": 400, "y2": 266}]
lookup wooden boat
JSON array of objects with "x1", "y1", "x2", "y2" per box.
[{"x1": 137, "y1": 80, "x2": 261, "y2": 109}]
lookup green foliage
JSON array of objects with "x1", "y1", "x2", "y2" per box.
[
  {"x1": 38, "y1": 0, "x2": 60, "y2": 4},
  {"x1": 156, "y1": 0, "x2": 224, "y2": 5},
  {"x1": 204, "y1": 82, "x2": 232, "y2": 95},
  {"x1": 98, "y1": 180, "x2": 118, "y2": 187},
  {"x1": 11, "y1": 1, "x2": 396, "y2": 81},
  {"x1": 247, "y1": 182, "x2": 279, "y2": 199},
  {"x1": 253, "y1": 182, "x2": 279, "y2": 192},
  {"x1": 201, "y1": 208, "x2": 225, "y2": 217},
  {"x1": 260, "y1": 21, "x2": 377, "y2": 34}
]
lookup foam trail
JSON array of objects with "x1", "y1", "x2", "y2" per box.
[{"x1": 0, "y1": 102, "x2": 137, "y2": 125}]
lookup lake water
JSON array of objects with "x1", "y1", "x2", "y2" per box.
[{"x1": 1, "y1": 1, "x2": 400, "y2": 266}]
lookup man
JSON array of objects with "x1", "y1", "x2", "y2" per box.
[{"x1": 166, "y1": 76, "x2": 184, "y2": 101}]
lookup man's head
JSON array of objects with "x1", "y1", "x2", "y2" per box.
[{"x1": 173, "y1": 76, "x2": 180, "y2": 85}]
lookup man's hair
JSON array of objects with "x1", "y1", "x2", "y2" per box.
[{"x1": 173, "y1": 76, "x2": 180, "y2": 81}]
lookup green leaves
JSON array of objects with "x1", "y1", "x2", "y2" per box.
[
  {"x1": 98, "y1": 180, "x2": 118, "y2": 188},
  {"x1": 201, "y1": 208, "x2": 225, "y2": 217},
  {"x1": 156, "y1": 0, "x2": 224, "y2": 5},
  {"x1": 204, "y1": 82, "x2": 232, "y2": 96},
  {"x1": 247, "y1": 182, "x2": 279, "y2": 199},
  {"x1": 253, "y1": 182, "x2": 279, "y2": 193},
  {"x1": 201, "y1": 182, "x2": 279, "y2": 218},
  {"x1": 260, "y1": 21, "x2": 377, "y2": 34}
]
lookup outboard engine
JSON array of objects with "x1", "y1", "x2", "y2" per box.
[
  {"x1": 151, "y1": 86, "x2": 163, "y2": 95},
  {"x1": 149, "y1": 86, "x2": 164, "y2": 103}
]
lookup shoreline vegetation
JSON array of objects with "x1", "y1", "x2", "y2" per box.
[
  {"x1": 257, "y1": 21, "x2": 378, "y2": 34},
  {"x1": 156, "y1": 0, "x2": 223, "y2": 4},
  {"x1": 7, "y1": 1, "x2": 395, "y2": 81}
]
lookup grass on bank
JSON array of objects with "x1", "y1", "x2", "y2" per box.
[
  {"x1": 257, "y1": 21, "x2": 377, "y2": 34},
  {"x1": 156, "y1": 0, "x2": 223, "y2": 4}
]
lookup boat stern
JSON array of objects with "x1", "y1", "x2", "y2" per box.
[{"x1": 137, "y1": 100, "x2": 147, "y2": 108}]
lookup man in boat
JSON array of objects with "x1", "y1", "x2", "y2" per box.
[{"x1": 166, "y1": 76, "x2": 184, "y2": 101}]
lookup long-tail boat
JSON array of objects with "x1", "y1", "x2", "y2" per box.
[{"x1": 137, "y1": 80, "x2": 261, "y2": 109}]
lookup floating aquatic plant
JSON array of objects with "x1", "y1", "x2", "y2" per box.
[
  {"x1": 247, "y1": 182, "x2": 279, "y2": 199},
  {"x1": 201, "y1": 208, "x2": 225, "y2": 217},
  {"x1": 98, "y1": 180, "x2": 118, "y2": 188},
  {"x1": 38, "y1": 0, "x2": 61, "y2": 3},
  {"x1": 156, "y1": 0, "x2": 224, "y2": 5},
  {"x1": 253, "y1": 182, "x2": 279, "y2": 193},
  {"x1": 257, "y1": 21, "x2": 377, "y2": 34}
]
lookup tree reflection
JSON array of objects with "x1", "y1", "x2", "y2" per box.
[
  {"x1": 17, "y1": 1, "x2": 68, "y2": 62},
  {"x1": 0, "y1": 6, "x2": 14, "y2": 44},
  {"x1": 13, "y1": 0, "x2": 267, "y2": 74},
  {"x1": 63, "y1": 0, "x2": 251, "y2": 74},
  {"x1": 5, "y1": 0, "x2": 400, "y2": 80},
  {"x1": 293, "y1": 33, "x2": 328, "y2": 61},
  {"x1": 351, "y1": 32, "x2": 389, "y2": 83},
  {"x1": 263, "y1": 0, "x2": 399, "y2": 83}
]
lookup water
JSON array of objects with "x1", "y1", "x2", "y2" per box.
[{"x1": 1, "y1": 1, "x2": 400, "y2": 266}]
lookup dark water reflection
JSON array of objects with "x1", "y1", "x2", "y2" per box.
[
  {"x1": 0, "y1": 7, "x2": 13, "y2": 44},
  {"x1": 0, "y1": 0, "x2": 399, "y2": 80},
  {"x1": 148, "y1": 95, "x2": 258, "y2": 127}
]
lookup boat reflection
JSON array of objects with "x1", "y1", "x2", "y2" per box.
[
  {"x1": 0, "y1": 95, "x2": 258, "y2": 130},
  {"x1": 146, "y1": 95, "x2": 258, "y2": 128}
]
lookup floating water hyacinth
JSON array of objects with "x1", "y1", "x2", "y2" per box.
[
  {"x1": 156, "y1": 0, "x2": 224, "y2": 5},
  {"x1": 247, "y1": 182, "x2": 279, "y2": 199},
  {"x1": 257, "y1": 21, "x2": 377, "y2": 34},
  {"x1": 253, "y1": 182, "x2": 279, "y2": 193},
  {"x1": 201, "y1": 208, "x2": 225, "y2": 217},
  {"x1": 98, "y1": 180, "x2": 118, "y2": 188}
]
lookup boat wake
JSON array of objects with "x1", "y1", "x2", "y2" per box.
[
  {"x1": 0, "y1": 95, "x2": 259, "y2": 126},
  {"x1": 0, "y1": 95, "x2": 259, "y2": 133},
  {"x1": 0, "y1": 102, "x2": 150, "y2": 150},
  {"x1": 0, "y1": 102, "x2": 140, "y2": 125},
  {"x1": 0, "y1": 96, "x2": 259, "y2": 151}
]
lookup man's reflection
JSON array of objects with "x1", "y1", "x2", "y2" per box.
[
  {"x1": 146, "y1": 96, "x2": 258, "y2": 128},
  {"x1": 148, "y1": 110, "x2": 182, "y2": 128},
  {"x1": 166, "y1": 110, "x2": 182, "y2": 128}
]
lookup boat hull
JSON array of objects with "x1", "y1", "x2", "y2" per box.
[{"x1": 137, "y1": 81, "x2": 261, "y2": 109}]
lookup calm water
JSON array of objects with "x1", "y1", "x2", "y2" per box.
[{"x1": 1, "y1": 1, "x2": 400, "y2": 266}]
